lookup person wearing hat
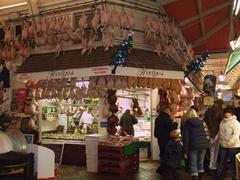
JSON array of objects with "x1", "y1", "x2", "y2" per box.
[
  {"x1": 203, "y1": 99, "x2": 224, "y2": 174},
  {"x1": 215, "y1": 107, "x2": 240, "y2": 180}
]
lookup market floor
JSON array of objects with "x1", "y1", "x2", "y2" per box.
[{"x1": 59, "y1": 160, "x2": 233, "y2": 180}]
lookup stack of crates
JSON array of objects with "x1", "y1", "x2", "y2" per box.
[{"x1": 98, "y1": 143, "x2": 139, "y2": 175}]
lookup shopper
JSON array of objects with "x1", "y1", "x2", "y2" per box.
[
  {"x1": 119, "y1": 109, "x2": 138, "y2": 136},
  {"x1": 203, "y1": 99, "x2": 224, "y2": 174},
  {"x1": 216, "y1": 107, "x2": 240, "y2": 180},
  {"x1": 154, "y1": 105, "x2": 178, "y2": 175},
  {"x1": 181, "y1": 105, "x2": 200, "y2": 173},
  {"x1": 183, "y1": 108, "x2": 210, "y2": 180},
  {"x1": 164, "y1": 130, "x2": 183, "y2": 180}
]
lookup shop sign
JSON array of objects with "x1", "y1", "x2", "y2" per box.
[
  {"x1": 100, "y1": 121, "x2": 108, "y2": 128},
  {"x1": 91, "y1": 67, "x2": 110, "y2": 75},
  {"x1": 48, "y1": 70, "x2": 75, "y2": 79},
  {"x1": 115, "y1": 66, "x2": 184, "y2": 79},
  {"x1": 16, "y1": 73, "x2": 32, "y2": 81},
  {"x1": 225, "y1": 47, "x2": 240, "y2": 74}
]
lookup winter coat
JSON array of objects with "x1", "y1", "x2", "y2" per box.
[
  {"x1": 164, "y1": 140, "x2": 183, "y2": 169},
  {"x1": 154, "y1": 111, "x2": 178, "y2": 145},
  {"x1": 204, "y1": 106, "x2": 224, "y2": 137},
  {"x1": 218, "y1": 115, "x2": 240, "y2": 148},
  {"x1": 119, "y1": 112, "x2": 138, "y2": 135},
  {"x1": 183, "y1": 117, "x2": 210, "y2": 154}
]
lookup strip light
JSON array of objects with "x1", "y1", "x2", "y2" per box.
[
  {"x1": 0, "y1": 2, "x2": 27, "y2": 10},
  {"x1": 233, "y1": 0, "x2": 240, "y2": 16}
]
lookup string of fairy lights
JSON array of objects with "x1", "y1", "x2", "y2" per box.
[{"x1": 111, "y1": 33, "x2": 209, "y2": 77}]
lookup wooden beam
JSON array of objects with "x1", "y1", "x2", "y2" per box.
[
  {"x1": 27, "y1": 0, "x2": 39, "y2": 15},
  {"x1": 197, "y1": 0, "x2": 205, "y2": 36},
  {"x1": 180, "y1": 1, "x2": 232, "y2": 28},
  {"x1": 193, "y1": 19, "x2": 230, "y2": 48},
  {"x1": 160, "y1": 0, "x2": 178, "y2": 5}
]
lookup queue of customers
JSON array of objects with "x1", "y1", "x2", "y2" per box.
[{"x1": 154, "y1": 100, "x2": 240, "y2": 180}]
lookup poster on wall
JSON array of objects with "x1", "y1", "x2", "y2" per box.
[{"x1": 203, "y1": 96, "x2": 214, "y2": 106}]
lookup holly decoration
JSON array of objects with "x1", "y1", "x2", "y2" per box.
[
  {"x1": 186, "y1": 53, "x2": 209, "y2": 76},
  {"x1": 112, "y1": 34, "x2": 133, "y2": 74}
]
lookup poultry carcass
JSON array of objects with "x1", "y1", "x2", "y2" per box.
[
  {"x1": 22, "y1": 20, "x2": 30, "y2": 40},
  {"x1": 154, "y1": 40, "x2": 162, "y2": 56},
  {"x1": 151, "y1": 17, "x2": 159, "y2": 34},
  {"x1": 80, "y1": 34, "x2": 88, "y2": 55},
  {"x1": 111, "y1": 7, "x2": 120, "y2": 29},
  {"x1": 55, "y1": 16, "x2": 64, "y2": 33},
  {"x1": 102, "y1": 30, "x2": 113, "y2": 51},
  {"x1": 4, "y1": 25, "x2": 14, "y2": 43},
  {"x1": 48, "y1": 16, "x2": 56, "y2": 34},
  {"x1": 119, "y1": 9, "x2": 128, "y2": 29},
  {"x1": 28, "y1": 21, "x2": 35, "y2": 37},
  {"x1": 126, "y1": 10, "x2": 135, "y2": 29},
  {"x1": 78, "y1": 11, "x2": 88, "y2": 30},
  {"x1": 91, "y1": 9, "x2": 100, "y2": 32},
  {"x1": 36, "y1": 17, "x2": 42, "y2": 33},
  {"x1": 14, "y1": 35, "x2": 22, "y2": 50},
  {"x1": 100, "y1": 5, "x2": 111, "y2": 27},
  {"x1": 41, "y1": 17, "x2": 49, "y2": 33},
  {"x1": 55, "y1": 43, "x2": 62, "y2": 57},
  {"x1": 62, "y1": 15, "x2": 72, "y2": 33},
  {"x1": 144, "y1": 16, "x2": 152, "y2": 30},
  {"x1": 87, "y1": 34, "x2": 97, "y2": 54}
]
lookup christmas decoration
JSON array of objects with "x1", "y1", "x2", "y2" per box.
[
  {"x1": 185, "y1": 53, "x2": 209, "y2": 76},
  {"x1": 112, "y1": 33, "x2": 133, "y2": 74}
]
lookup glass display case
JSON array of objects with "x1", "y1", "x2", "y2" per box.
[{"x1": 39, "y1": 98, "x2": 99, "y2": 142}]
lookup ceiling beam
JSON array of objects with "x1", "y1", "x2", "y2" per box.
[
  {"x1": 197, "y1": 0, "x2": 205, "y2": 36},
  {"x1": 160, "y1": 0, "x2": 178, "y2": 5},
  {"x1": 180, "y1": 1, "x2": 232, "y2": 28},
  {"x1": 27, "y1": 0, "x2": 39, "y2": 16},
  {"x1": 193, "y1": 18, "x2": 230, "y2": 48}
]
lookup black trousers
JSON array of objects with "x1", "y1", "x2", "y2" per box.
[
  {"x1": 165, "y1": 167, "x2": 179, "y2": 180},
  {"x1": 157, "y1": 139, "x2": 168, "y2": 172}
]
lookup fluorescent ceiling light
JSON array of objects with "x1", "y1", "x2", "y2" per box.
[
  {"x1": 0, "y1": 2, "x2": 27, "y2": 10},
  {"x1": 233, "y1": 0, "x2": 240, "y2": 16},
  {"x1": 230, "y1": 36, "x2": 240, "y2": 50}
]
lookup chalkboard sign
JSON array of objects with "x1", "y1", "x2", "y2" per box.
[{"x1": 42, "y1": 143, "x2": 64, "y2": 164}]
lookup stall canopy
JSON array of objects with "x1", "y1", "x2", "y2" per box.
[{"x1": 16, "y1": 47, "x2": 184, "y2": 81}]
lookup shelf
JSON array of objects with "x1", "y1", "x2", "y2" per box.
[{"x1": 9, "y1": 112, "x2": 31, "y2": 118}]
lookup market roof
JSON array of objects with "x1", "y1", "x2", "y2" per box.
[
  {"x1": 162, "y1": 0, "x2": 233, "y2": 54},
  {"x1": 16, "y1": 47, "x2": 183, "y2": 74}
]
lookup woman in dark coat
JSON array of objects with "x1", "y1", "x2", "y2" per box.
[{"x1": 183, "y1": 108, "x2": 210, "y2": 180}]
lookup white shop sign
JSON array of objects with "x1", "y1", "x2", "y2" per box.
[{"x1": 16, "y1": 65, "x2": 184, "y2": 81}]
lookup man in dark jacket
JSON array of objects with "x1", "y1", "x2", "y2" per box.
[
  {"x1": 154, "y1": 105, "x2": 178, "y2": 175},
  {"x1": 204, "y1": 99, "x2": 224, "y2": 173},
  {"x1": 119, "y1": 109, "x2": 138, "y2": 135}
]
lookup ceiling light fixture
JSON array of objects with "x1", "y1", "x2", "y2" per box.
[
  {"x1": 233, "y1": 0, "x2": 240, "y2": 16},
  {"x1": 229, "y1": 36, "x2": 240, "y2": 50},
  {"x1": 0, "y1": 2, "x2": 27, "y2": 10}
]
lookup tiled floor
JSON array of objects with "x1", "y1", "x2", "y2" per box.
[{"x1": 59, "y1": 160, "x2": 233, "y2": 180}]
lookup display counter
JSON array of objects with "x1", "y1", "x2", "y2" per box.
[
  {"x1": 236, "y1": 152, "x2": 240, "y2": 180},
  {"x1": 41, "y1": 139, "x2": 86, "y2": 166}
]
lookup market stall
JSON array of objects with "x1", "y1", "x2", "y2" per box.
[{"x1": 14, "y1": 46, "x2": 185, "y2": 165}]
